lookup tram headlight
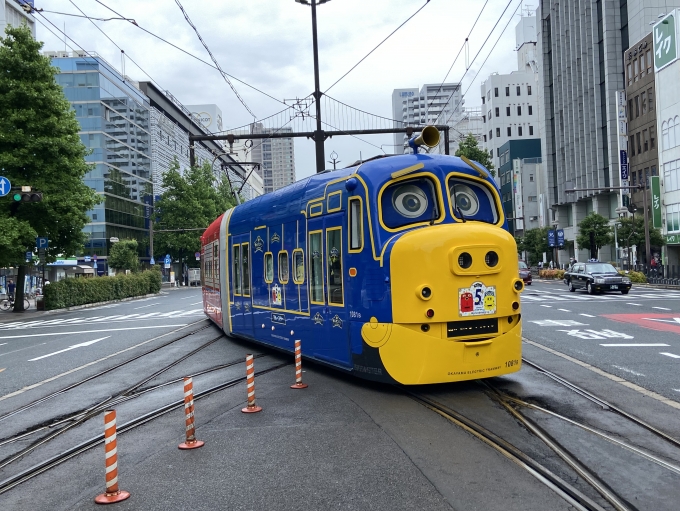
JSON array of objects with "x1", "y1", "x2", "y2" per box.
[
  {"x1": 458, "y1": 252, "x2": 472, "y2": 269},
  {"x1": 417, "y1": 285, "x2": 432, "y2": 300},
  {"x1": 484, "y1": 251, "x2": 499, "y2": 267}
]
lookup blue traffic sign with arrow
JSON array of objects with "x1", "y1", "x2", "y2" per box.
[{"x1": 0, "y1": 176, "x2": 10, "y2": 197}]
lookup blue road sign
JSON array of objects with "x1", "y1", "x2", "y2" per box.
[
  {"x1": 36, "y1": 237, "x2": 49, "y2": 249},
  {"x1": 557, "y1": 229, "x2": 565, "y2": 247},
  {"x1": 25, "y1": 251, "x2": 32, "y2": 261},
  {"x1": 547, "y1": 230, "x2": 556, "y2": 248},
  {"x1": 84, "y1": 256, "x2": 91, "y2": 262},
  {"x1": 0, "y1": 176, "x2": 10, "y2": 197},
  {"x1": 150, "y1": 257, "x2": 156, "y2": 265},
  {"x1": 164, "y1": 254, "x2": 171, "y2": 264}
]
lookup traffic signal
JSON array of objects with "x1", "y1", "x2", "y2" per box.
[{"x1": 12, "y1": 186, "x2": 42, "y2": 202}]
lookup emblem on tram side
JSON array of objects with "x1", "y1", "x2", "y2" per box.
[
  {"x1": 331, "y1": 314, "x2": 343, "y2": 328},
  {"x1": 271, "y1": 312, "x2": 286, "y2": 324},
  {"x1": 234, "y1": 302, "x2": 241, "y2": 310},
  {"x1": 271, "y1": 232, "x2": 280, "y2": 244},
  {"x1": 254, "y1": 236, "x2": 264, "y2": 252},
  {"x1": 244, "y1": 302, "x2": 250, "y2": 311},
  {"x1": 313, "y1": 312, "x2": 324, "y2": 325},
  {"x1": 271, "y1": 284, "x2": 282, "y2": 305}
]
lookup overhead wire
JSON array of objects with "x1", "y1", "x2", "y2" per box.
[
  {"x1": 172, "y1": 0, "x2": 256, "y2": 119},
  {"x1": 323, "y1": 0, "x2": 433, "y2": 94}
]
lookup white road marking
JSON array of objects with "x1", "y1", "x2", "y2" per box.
[
  {"x1": 626, "y1": 303, "x2": 642, "y2": 306},
  {"x1": 580, "y1": 314, "x2": 596, "y2": 318},
  {"x1": 660, "y1": 352, "x2": 680, "y2": 359},
  {"x1": 653, "y1": 307, "x2": 672, "y2": 311},
  {"x1": 0, "y1": 343, "x2": 6, "y2": 346},
  {"x1": 531, "y1": 320, "x2": 586, "y2": 327},
  {"x1": 0, "y1": 325, "x2": 188, "y2": 339},
  {"x1": 558, "y1": 309, "x2": 571, "y2": 312},
  {"x1": 134, "y1": 303, "x2": 160, "y2": 310},
  {"x1": 612, "y1": 365, "x2": 645, "y2": 377},
  {"x1": 0, "y1": 343, "x2": 48, "y2": 358},
  {"x1": 540, "y1": 305, "x2": 552, "y2": 308},
  {"x1": 28, "y1": 336, "x2": 110, "y2": 361},
  {"x1": 673, "y1": 389, "x2": 680, "y2": 393},
  {"x1": 601, "y1": 343, "x2": 669, "y2": 347},
  {"x1": 189, "y1": 301, "x2": 203, "y2": 305}
]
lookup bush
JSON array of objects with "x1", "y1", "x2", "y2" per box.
[
  {"x1": 44, "y1": 270, "x2": 162, "y2": 310},
  {"x1": 539, "y1": 269, "x2": 565, "y2": 280},
  {"x1": 618, "y1": 270, "x2": 647, "y2": 283}
]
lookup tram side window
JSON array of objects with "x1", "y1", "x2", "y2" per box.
[
  {"x1": 349, "y1": 198, "x2": 363, "y2": 250},
  {"x1": 279, "y1": 251, "x2": 289, "y2": 283},
  {"x1": 264, "y1": 252, "x2": 274, "y2": 283},
  {"x1": 327, "y1": 228, "x2": 343, "y2": 306},
  {"x1": 233, "y1": 245, "x2": 242, "y2": 295},
  {"x1": 293, "y1": 249, "x2": 305, "y2": 284},
  {"x1": 213, "y1": 243, "x2": 219, "y2": 280},
  {"x1": 309, "y1": 232, "x2": 324, "y2": 303},
  {"x1": 242, "y1": 243, "x2": 250, "y2": 296}
]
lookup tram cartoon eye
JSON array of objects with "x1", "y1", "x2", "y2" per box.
[
  {"x1": 381, "y1": 177, "x2": 438, "y2": 229},
  {"x1": 447, "y1": 177, "x2": 499, "y2": 224}
]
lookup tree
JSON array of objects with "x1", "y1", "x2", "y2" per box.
[
  {"x1": 0, "y1": 26, "x2": 100, "y2": 311},
  {"x1": 576, "y1": 213, "x2": 613, "y2": 258},
  {"x1": 516, "y1": 227, "x2": 550, "y2": 266},
  {"x1": 455, "y1": 133, "x2": 495, "y2": 177},
  {"x1": 615, "y1": 216, "x2": 664, "y2": 263},
  {"x1": 154, "y1": 159, "x2": 235, "y2": 283},
  {"x1": 108, "y1": 239, "x2": 140, "y2": 273}
]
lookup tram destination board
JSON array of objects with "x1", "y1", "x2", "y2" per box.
[{"x1": 447, "y1": 318, "x2": 498, "y2": 338}]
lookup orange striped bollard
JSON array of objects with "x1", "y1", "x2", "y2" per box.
[
  {"x1": 178, "y1": 377, "x2": 204, "y2": 449},
  {"x1": 94, "y1": 410, "x2": 130, "y2": 505},
  {"x1": 290, "y1": 340, "x2": 308, "y2": 389},
  {"x1": 242, "y1": 354, "x2": 262, "y2": 413}
]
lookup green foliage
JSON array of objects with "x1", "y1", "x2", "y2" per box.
[
  {"x1": 619, "y1": 270, "x2": 647, "y2": 283},
  {"x1": 0, "y1": 26, "x2": 100, "y2": 266},
  {"x1": 108, "y1": 239, "x2": 140, "y2": 272},
  {"x1": 614, "y1": 216, "x2": 664, "y2": 253},
  {"x1": 455, "y1": 133, "x2": 495, "y2": 177},
  {"x1": 516, "y1": 227, "x2": 551, "y2": 266},
  {"x1": 576, "y1": 213, "x2": 613, "y2": 253},
  {"x1": 43, "y1": 271, "x2": 161, "y2": 310},
  {"x1": 154, "y1": 159, "x2": 235, "y2": 261},
  {"x1": 539, "y1": 269, "x2": 565, "y2": 280}
]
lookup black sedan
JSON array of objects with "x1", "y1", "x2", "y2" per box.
[{"x1": 564, "y1": 262, "x2": 632, "y2": 295}]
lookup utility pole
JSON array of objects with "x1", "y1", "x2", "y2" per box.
[{"x1": 309, "y1": 0, "x2": 326, "y2": 173}]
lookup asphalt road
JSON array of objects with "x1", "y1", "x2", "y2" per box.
[{"x1": 521, "y1": 279, "x2": 680, "y2": 402}]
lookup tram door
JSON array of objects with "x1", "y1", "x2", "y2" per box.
[
  {"x1": 231, "y1": 235, "x2": 253, "y2": 337},
  {"x1": 307, "y1": 213, "x2": 351, "y2": 368}
]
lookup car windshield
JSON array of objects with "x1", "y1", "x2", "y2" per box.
[
  {"x1": 518, "y1": 262, "x2": 528, "y2": 269},
  {"x1": 586, "y1": 263, "x2": 618, "y2": 274}
]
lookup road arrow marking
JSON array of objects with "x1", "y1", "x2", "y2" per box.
[
  {"x1": 660, "y1": 352, "x2": 680, "y2": 359},
  {"x1": 29, "y1": 336, "x2": 110, "y2": 361}
]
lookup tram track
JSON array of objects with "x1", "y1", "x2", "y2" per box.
[{"x1": 0, "y1": 362, "x2": 290, "y2": 495}]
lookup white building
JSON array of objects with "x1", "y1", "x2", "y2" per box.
[
  {"x1": 185, "y1": 104, "x2": 223, "y2": 134},
  {"x1": 481, "y1": 15, "x2": 540, "y2": 171},
  {"x1": 391, "y1": 83, "x2": 463, "y2": 154},
  {"x1": 249, "y1": 122, "x2": 296, "y2": 194},
  {"x1": 1, "y1": 0, "x2": 34, "y2": 37},
  {"x1": 445, "y1": 107, "x2": 484, "y2": 155}
]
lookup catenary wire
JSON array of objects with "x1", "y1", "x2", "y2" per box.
[
  {"x1": 323, "y1": 0, "x2": 433, "y2": 94},
  {"x1": 39, "y1": 9, "x2": 136, "y2": 23},
  {"x1": 172, "y1": 0, "x2": 256, "y2": 119}
]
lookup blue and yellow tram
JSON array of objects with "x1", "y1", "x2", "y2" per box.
[{"x1": 202, "y1": 129, "x2": 523, "y2": 384}]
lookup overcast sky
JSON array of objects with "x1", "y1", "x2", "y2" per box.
[{"x1": 35, "y1": 0, "x2": 528, "y2": 179}]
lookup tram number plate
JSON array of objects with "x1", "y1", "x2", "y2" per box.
[{"x1": 610, "y1": 285, "x2": 618, "y2": 289}]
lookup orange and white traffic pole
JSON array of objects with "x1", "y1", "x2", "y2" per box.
[
  {"x1": 290, "y1": 340, "x2": 308, "y2": 389},
  {"x1": 94, "y1": 410, "x2": 130, "y2": 505},
  {"x1": 178, "y1": 377, "x2": 204, "y2": 449},
  {"x1": 241, "y1": 354, "x2": 262, "y2": 413}
]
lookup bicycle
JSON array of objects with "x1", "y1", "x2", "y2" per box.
[{"x1": 0, "y1": 296, "x2": 30, "y2": 311}]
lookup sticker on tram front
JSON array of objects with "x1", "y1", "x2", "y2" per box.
[{"x1": 459, "y1": 281, "x2": 496, "y2": 316}]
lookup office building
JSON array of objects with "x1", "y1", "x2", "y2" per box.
[
  {"x1": 446, "y1": 107, "x2": 485, "y2": 156},
  {"x1": 391, "y1": 83, "x2": 463, "y2": 154},
  {"x1": 249, "y1": 122, "x2": 296, "y2": 194},
  {"x1": 1, "y1": 0, "x2": 34, "y2": 37}
]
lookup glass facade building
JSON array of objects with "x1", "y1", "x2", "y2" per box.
[{"x1": 52, "y1": 55, "x2": 152, "y2": 271}]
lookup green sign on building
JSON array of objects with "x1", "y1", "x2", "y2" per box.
[
  {"x1": 667, "y1": 234, "x2": 680, "y2": 245},
  {"x1": 654, "y1": 12, "x2": 677, "y2": 71},
  {"x1": 651, "y1": 176, "x2": 662, "y2": 228}
]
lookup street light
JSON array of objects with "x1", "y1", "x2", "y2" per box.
[{"x1": 295, "y1": 0, "x2": 331, "y2": 173}]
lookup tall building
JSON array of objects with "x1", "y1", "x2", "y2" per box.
[
  {"x1": 48, "y1": 52, "x2": 254, "y2": 272},
  {"x1": 445, "y1": 107, "x2": 484, "y2": 156},
  {"x1": 481, "y1": 15, "x2": 540, "y2": 171},
  {"x1": 391, "y1": 83, "x2": 463, "y2": 154},
  {"x1": 1, "y1": 0, "x2": 35, "y2": 37},
  {"x1": 249, "y1": 122, "x2": 296, "y2": 194}
]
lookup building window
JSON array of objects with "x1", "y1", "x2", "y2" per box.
[
  {"x1": 528, "y1": 105, "x2": 533, "y2": 115},
  {"x1": 632, "y1": 171, "x2": 637, "y2": 186},
  {"x1": 642, "y1": 91, "x2": 647, "y2": 114},
  {"x1": 643, "y1": 129, "x2": 649, "y2": 152},
  {"x1": 488, "y1": 110, "x2": 492, "y2": 119},
  {"x1": 528, "y1": 195, "x2": 537, "y2": 202},
  {"x1": 647, "y1": 50, "x2": 652, "y2": 73},
  {"x1": 489, "y1": 130, "x2": 492, "y2": 140},
  {"x1": 650, "y1": 125, "x2": 656, "y2": 148},
  {"x1": 635, "y1": 96, "x2": 640, "y2": 118},
  {"x1": 505, "y1": 86, "x2": 510, "y2": 96},
  {"x1": 483, "y1": 115, "x2": 486, "y2": 123},
  {"x1": 516, "y1": 86, "x2": 521, "y2": 96},
  {"x1": 496, "y1": 148, "x2": 500, "y2": 157},
  {"x1": 529, "y1": 125, "x2": 534, "y2": 136},
  {"x1": 506, "y1": 106, "x2": 510, "y2": 116},
  {"x1": 517, "y1": 106, "x2": 522, "y2": 116},
  {"x1": 527, "y1": 85, "x2": 532, "y2": 95},
  {"x1": 634, "y1": 58, "x2": 639, "y2": 81},
  {"x1": 652, "y1": 165, "x2": 657, "y2": 176},
  {"x1": 645, "y1": 168, "x2": 650, "y2": 188},
  {"x1": 637, "y1": 132, "x2": 642, "y2": 154},
  {"x1": 483, "y1": 135, "x2": 487, "y2": 142},
  {"x1": 529, "y1": 174, "x2": 534, "y2": 182},
  {"x1": 496, "y1": 128, "x2": 501, "y2": 137},
  {"x1": 628, "y1": 99, "x2": 634, "y2": 122},
  {"x1": 627, "y1": 63, "x2": 632, "y2": 85},
  {"x1": 631, "y1": 133, "x2": 636, "y2": 156},
  {"x1": 482, "y1": 96, "x2": 485, "y2": 104},
  {"x1": 518, "y1": 126, "x2": 523, "y2": 136},
  {"x1": 662, "y1": 121, "x2": 669, "y2": 149},
  {"x1": 507, "y1": 127, "x2": 512, "y2": 136},
  {"x1": 495, "y1": 107, "x2": 500, "y2": 117},
  {"x1": 494, "y1": 87, "x2": 499, "y2": 97},
  {"x1": 648, "y1": 87, "x2": 654, "y2": 110}
]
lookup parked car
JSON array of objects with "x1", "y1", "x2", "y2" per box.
[
  {"x1": 519, "y1": 261, "x2": 532, "y2": 285},
  {"x1": 563, "y1": 261, "x2": 631, "y2": 294}
]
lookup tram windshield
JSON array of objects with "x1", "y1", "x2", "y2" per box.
[
  {"x1": 447, "y1": 177, "x2": 500, "y2": 224},
  {"x1": 380, "y1": 177, "x2": 440, "y2": 230}
]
